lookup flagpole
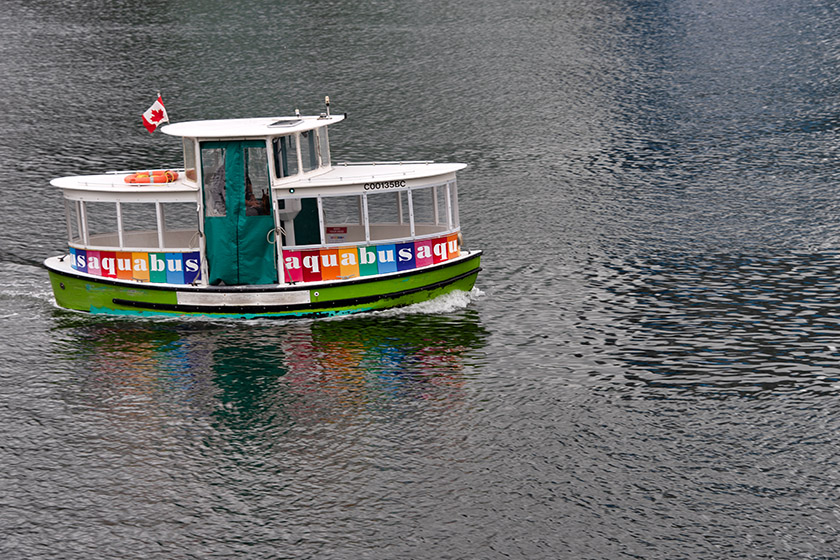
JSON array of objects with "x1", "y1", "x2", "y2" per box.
[{"x1": 157, "y1": 91, "x2": 169, "y2": 123}]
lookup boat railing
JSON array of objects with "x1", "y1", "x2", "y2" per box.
[{"x1": 105, "y1": 168, "x2": 187, "y2": 175}]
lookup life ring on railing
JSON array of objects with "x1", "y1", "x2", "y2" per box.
[{"x1": 124, "y1": 170, "x2": 179, "y2": 184}]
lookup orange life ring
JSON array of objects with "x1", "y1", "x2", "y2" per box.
[{"x1": 124, "y1": 170, "x2": 180, "y2": 184}]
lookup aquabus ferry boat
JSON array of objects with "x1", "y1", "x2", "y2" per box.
[{"x1": 45, "y1": 99, "x2": 481, "y2": 318}]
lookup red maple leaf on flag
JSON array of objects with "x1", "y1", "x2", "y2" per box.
[{"x1": 142, "y1": 95, "x2": 168, "y2": 133}]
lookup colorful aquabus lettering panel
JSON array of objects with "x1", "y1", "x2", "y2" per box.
[
  {"x1": 69, "y1": 248, "x2": 201, "y2": 284},
  {"x1": 282, "y1": 234, "x2": 460, "y2": 283}
]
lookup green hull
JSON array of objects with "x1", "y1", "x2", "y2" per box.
[{"x1": 46, "y1": 252, "x2": 481, "y2": 319}]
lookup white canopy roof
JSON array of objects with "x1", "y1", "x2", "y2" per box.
[{"x1": 161, "y1": 113, "x2": 345, "y2": 139}]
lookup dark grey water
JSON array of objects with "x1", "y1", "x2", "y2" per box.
[{"x1": 3, "y1": 0, "x2": 840, "y2": 557}]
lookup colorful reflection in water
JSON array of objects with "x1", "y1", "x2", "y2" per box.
[
  {"x1": 51, "y1": 312, "x2": 488, "y2": 432},
  {"x1": 271, "y1": 317, "x2": 485, "y2": 425}
]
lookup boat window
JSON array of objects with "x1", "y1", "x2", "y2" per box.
[
  {"x1": 358, "y1": 184, "x2": 459, "y2": 243},
  {"x1": 436, "y1": 184, "x2": 450, "y2": 227},
  {"x1": 321, "y1": 195, "x2": 362, "y2": 225},
  {"x1": 162, "y1": 202, "x2": 200, "y2": 232},
  {"x1": 285, "y1": 197, "x2": 320, "y2": 246},
  {"x1": 201, "y1": 147, "x2": 226, "y2": 217},
  {"x1": 321, "y1": 194, "x2": 364, "y2": 244},
  {"x1": 121, "y1": 202, "x2": 158, "y2": 236},
  {"x1": 366, "y1": 191, "x2": 401, "y2": 225},
  {"x1": 161, "y1": 202, "x2": 201, "y2": 249},
  {"x1": 365, "y1": 190, "x2": 412, "y2": 242},
  {"x1": 411, "y1": 186, "x2": 436, "y2": 225},
  {"x1": 245, "y1": 146, "x2": 270, "y2": 216},
  {"x1": 116, "y1": 202, "x2": 199, "y2": 249},
  {"x1": 183, "y1": 138, "x2": 197, "y2": 182},
  {"x1": 85, "y1": 202, "x2": 118, "y2": 237},
  {"x1": 409, "y1": 184, "x2": 458, "y2": 235},
  {"x1": 273, "y1": 136, "x2": 298, "y2": 178},
  {"x1": 67, "y1": 199, "x2": 201, "y2": 251},
  {"x1": 300, "y1": 130, "x2": 318, "y2": 172},
  {"x1": 450, "y1": 181, "x2": 460, "y2": 227},
  {"x1": 65, "y1": 199, "x2": 82, "y2": 243},
  {"x1": 318, "y1": 128, "x2": 330, "y2": 168}
]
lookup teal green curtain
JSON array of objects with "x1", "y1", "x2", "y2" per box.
[{"x1": 202, "y1": 141, "x2": 276, "y2": 285}]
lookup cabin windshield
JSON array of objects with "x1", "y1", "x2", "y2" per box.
[
  {"x1": 271, "y1": 127, "x2": 330, "y2": 179},
  {"x1": 272, "y1": 136, "x2": 298, "y2": 178},
  {"x1": 299, "y1": 131, "x2": 318, "y2": 173},
  {"x1": 318, "y1": 127, "x2": 330, "y2": 168}
]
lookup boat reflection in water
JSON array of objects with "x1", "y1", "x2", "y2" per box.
[
  {"x1": 51, "y1": 310, "x2": 488, "y2": 431},
  {"x1": 271, "y1": 313, "x2": 486, "y2": 422}
]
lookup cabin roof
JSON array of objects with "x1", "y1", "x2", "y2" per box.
[
  {"x1": 161, "y1": 113, "x2": 345, "y2": 139},
  {"x1": 50, "y1": 161, "x2": 466, "y2": 196},
  {"x1": 280, "y1": 162, "x2": 467, "y2": 189}
]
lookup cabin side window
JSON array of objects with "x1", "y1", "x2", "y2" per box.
[
  {"x1": 275, "y1": 197, "x2": 320, "y2": 246},
  {"x1": 68, "y1": 200, "x2": 200, "y2": 251},
  {"x1": 183, "y1": 138, "x2": 197, "y2": 182},
  {"x1": 321, "y1": 195, "x2": 364, "y2": 244},
  {"x1": 365, "y1": 191, "x2": 408, "y2": 242},
  {"x1": 318, "y1": 128, "x2": 330, "y2": 168},
  {"x1": 436, "y1": 184, "x2": 451, "y2": 227},
  {"x1": 121, "y1": 202, "x2": 200, "y2": 249},
  {"x1": 201, "y1": 147, "x2": 226, "y2": 217},
  {"x1": 273, "y1": 136, "x2": 298, "y2": 178},
  {"x1": 276, "y1": 182, "x2": 460, "y2": 249},
  {"x1": 85, "y1": 202, "x2": 119, "y2": 240},
  {"x1": 300, "y1": 130, "x2": 318, "y2": 173},
  {"x1": 409, "y1": 185, "x2": 459, "y2": 236},
  {"x1": 450, "y1": 181, "x2": 460, "y2": 227},
  {"x1": 120, "y1": 202, "x2": 160, "y2": 248},
  {"x1": 65, "y1": 200, "x2": 83, "y2": 244},
  {"x1": 411, "y1": 187, "x2": 435, "y2": 227},
  {"x1": 160, "y1": 203, "x2": 201, "y2": 241}
]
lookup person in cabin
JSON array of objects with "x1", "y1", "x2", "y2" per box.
[{"x1": 245, "y1": 175, "x2": 269, "y2": 216}]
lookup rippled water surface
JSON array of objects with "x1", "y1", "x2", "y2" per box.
[{"x1": 4, "y1": 0, "x2": 840, "y2": 558}]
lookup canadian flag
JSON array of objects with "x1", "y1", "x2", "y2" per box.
[{"x1": 142, "y1": 94, "x2": 169, "y2": 133}]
